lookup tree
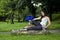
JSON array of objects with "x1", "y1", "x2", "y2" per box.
[
  {"x1": 17, "y1": 0, "x2": 37, "y2": 18},
  {"x1": 3, "y1": 0, "x2": 18, "y2": 24},
  {"x1": 0, "y1": 0, "x2": 9, "y2": 21}
]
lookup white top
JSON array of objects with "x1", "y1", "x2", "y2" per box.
[{"x1": 40, "y1": 17, "x2": 48, "y2": 28}]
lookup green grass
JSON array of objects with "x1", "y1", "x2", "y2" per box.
[
  {"x1": 0, "y1": 14, "x2": 60, "y2": 32},
  {"x1": 0, "y1": 34, "x2": 60, "y2": 40},
  {"x1": 0, "y1": 22, "x2": 28, "y2": 32},
  {"x1": 0, "y1": 14, "x2": 60, "y2": 40},
  {"x1": 49, "y1": 14, "x2": 60, "y2": 29},
  {"x1": 48, "y1": 21, "x2": 60, "y2": 30},
  {"x1": 52, "y1": 14, "x2": 60, "y2": 21},
  {"x1": 0, "y1": 22, "x2": 60, "y2": 40},
  {"x1": 0, "y1": 21, "x2": 60, "y2": 32}
]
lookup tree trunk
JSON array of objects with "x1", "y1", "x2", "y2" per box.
[
  {"x1": 49, "y1": 12, "x2": 52, "y2": 21},
  {"x1": 18, "y1": 15, "x2": 20, "y2": 22},
  {"x1": 46, "y1": 4, "x2": 52, "y2": 21},
  {"x1": 10, "y1": 13, "x2": 14, "y2": 24},
  {"x1": 28, "y1": 4, "x2": 36, "y2": 18}
]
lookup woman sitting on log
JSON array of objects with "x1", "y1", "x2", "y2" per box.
[{"x1": 11, "y1": 10, "x2": 51, "y2": 34}]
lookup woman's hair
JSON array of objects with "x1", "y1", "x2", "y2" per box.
[
  {"x1": 40, "y1": 10, "x2": 48, "y2": 20},
  {"x1": 41, "y1": 10, "x2": 48, "y2": 16}
]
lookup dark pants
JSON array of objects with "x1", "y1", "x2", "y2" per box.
[{"x1": 27, "y1": 20, "x2": 43, "y2": 31}]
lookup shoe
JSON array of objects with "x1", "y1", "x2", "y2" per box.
[
  {"x1": 11, "y1": 30, "x2": 16, "y2": 34},
  {"x1": 17, "y1": 29, "x2": 20, "y2": 33}
]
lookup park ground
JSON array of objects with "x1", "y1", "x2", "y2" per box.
[{"x1": 0, "y1": 14, "x2": 60, "y2": 40}]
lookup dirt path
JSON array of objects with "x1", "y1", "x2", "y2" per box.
[
  {"x1": 0, "y1": 30, "x2": 60, "y2": 34},
  {"x1": 48, "y1": 30, "x2": 60, "y2": 34}
]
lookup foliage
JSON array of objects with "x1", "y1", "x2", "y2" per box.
[
  {"x1": 0, "y1": 0, "x2": 29, "y2": 21},
  {"x1": 0, "y1": 0, "x2": 60, "y2": 21}
]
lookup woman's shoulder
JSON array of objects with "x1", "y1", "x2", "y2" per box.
[
  {"x1": 45, "y1": 16, "x2": 50, "y2": 19},
  {"x1": 45, "y1": 16, "x2": 49, "y2": 18}
]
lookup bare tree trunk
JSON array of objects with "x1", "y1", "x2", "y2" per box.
[
  {"x1": 10, "y1": 13, "x2": 14, "y2": 24},
  {"x1": 18, "y1": 14, "x2": 20, "y2": 22}
]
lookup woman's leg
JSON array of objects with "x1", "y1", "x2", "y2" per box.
[
  {"x1": 27, "y1": 25, "x2": 43, "y2": 31},
  {"x1": 21, "y1": 20, "x2": 42, "y2": 31},
  {"x1": 24, "y1": 20, "x2": 41, "y2": 28},
  {"x1": 24, "y1": 20, "x2": 34, "y2": 28},
  {"x1": 30, "y1": 20, "x2": 41, "y2": 26},
  {"x1": 11, "y1": 25, "x2": 43, "y2": 34},
  {"x1": 11, "y1": 20, "x2": 42, "y2": 34}
]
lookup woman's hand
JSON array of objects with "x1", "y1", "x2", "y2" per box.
[{"x1": 46, "y1": 17, "x2": 51, "y2": 28}]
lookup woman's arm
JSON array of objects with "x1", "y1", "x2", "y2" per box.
[
  {"x1": 33, "y1": 16, "x2": 41, "y2": 20},
  {"x1": 46, "y1": 17, "x2": 51, "y2": 28}
]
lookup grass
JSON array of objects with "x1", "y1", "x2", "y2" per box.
[
  {"x1": 52, "y1": 14, "x2": 60, "y2": 21},
  {"x1": 48, "y1": 21, "x2": 60, "y2": 30},
  {"x1": 0, "y1": 22, "x2": 60, "y2": 40},
  {"x1": 0, "y1": 22, "x2": 28, "y2": 32},
  {"x1": 0, "y1": 13, "x2": 60, "y2": 32},
  {"x1": 0, "y1": 34, "x2": 60, "y2": 40},
  {"x1": 0, "y1": 21, "x2": 60, "y2": 32},
  {"x1": 0, "y1": 14, "x2": 60, "y2": 40}
]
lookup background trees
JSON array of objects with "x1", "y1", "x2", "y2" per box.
[{"x1": 0, "y1": 0, "x2": 60, "y2": 23}]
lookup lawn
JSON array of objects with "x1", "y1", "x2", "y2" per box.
[
  {"x1": 0, "y1": 22, "x2": 28, "y2": 32},
  {"x1": 0, "y1": 14, "x2": 60, "y2": 32},
  {"x1": 0, "y1": 21, "x2": 60, "y2": 32},
  {"x1": 0, "y1": 22, "x2": 60, "y2": 40},
  {"x1": 0, "y1": 34, "x2": 60, "y2": 40},
  {"x1": 0, "y1": 14, "x2": 60, "y2": 40}
]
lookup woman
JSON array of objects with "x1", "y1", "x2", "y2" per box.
[{"x1": 11, "y1": 10, "x2": 51, "y2": 34}]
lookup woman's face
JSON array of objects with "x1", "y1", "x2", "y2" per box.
[{"x1": 41, "y1": 11, "x2": 45, "y2": 16}]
